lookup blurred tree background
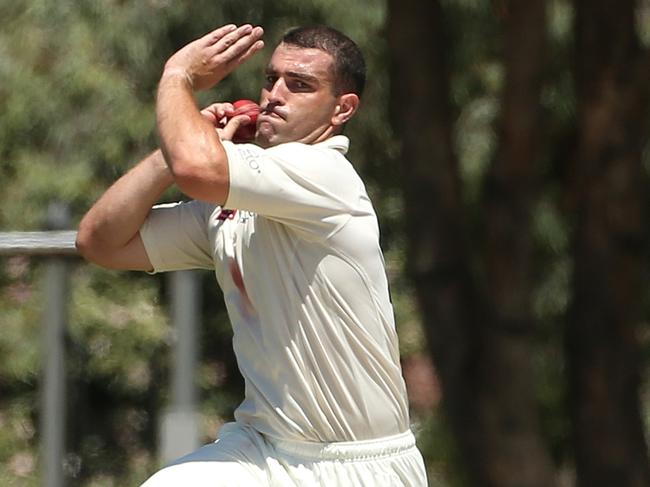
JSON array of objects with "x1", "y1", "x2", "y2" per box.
[{"x1": 0, "y1": 0, "x2": 649, "y2": 486}]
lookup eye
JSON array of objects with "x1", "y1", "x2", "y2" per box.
[
  {"x1": 288, "y1": 79, "x2": 312, "y2": 92},
  {"x1": 265, "y1": 75, "x2": 278, "y2": 88}
]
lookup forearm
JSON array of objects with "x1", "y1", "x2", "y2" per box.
[
  {"x1": 156, "y1": 73, "x2": 229, "y2": 204},
  {"x1": 153, "y1": 22, "x2": 264, "y2": 203},
  {"x1": 76, "y1": 150, "x2": 173, "y2": 263}
]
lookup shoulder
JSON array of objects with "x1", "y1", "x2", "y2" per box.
[
  {"x1": 270, "y1": 136, "x2": 359, "y2": 180},
  {"x1": 226, "y1": 135, "x2": 361, "y2": 183},
  {"x1": 268, "y1": 135, "x2": 351, "y2": 162},
  {"x1": 226, "y1": 135, "x2": 351, "y2": 167}
]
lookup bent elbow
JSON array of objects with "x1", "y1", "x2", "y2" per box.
[
  {"x1": 75, "y1": 221, "x2": 115, "y2": 268},
  {"x1": 168, "y1": 155, "x2": 229, "y2": 204},
  {"x1": 75, "y1": 223, "x2": 101, "y2": 265}
]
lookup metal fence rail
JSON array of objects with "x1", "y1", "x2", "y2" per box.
[
  {"x1": 0, "y1": 231, "x2": 78, "y2": 255},
  {"x1": 1, "y1": 205, "x2": 199, "y2": 486}
]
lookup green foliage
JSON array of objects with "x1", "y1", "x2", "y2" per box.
[
  {"x1": 5, "y1": 0, "x2": 646, "y2": 485},
  {"x1": 0, "y1": 1, "x2": 423, "y2": 485}
]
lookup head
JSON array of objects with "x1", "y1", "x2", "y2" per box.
[{"x1": 255, "y1": 25, "x2": 366, "y2": 148}]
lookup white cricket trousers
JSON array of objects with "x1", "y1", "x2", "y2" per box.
[{"x1": 140, "y1": 422, "x2": 428, "y2": 486}]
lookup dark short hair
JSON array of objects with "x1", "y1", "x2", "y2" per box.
[{"x1": 281, "y1": 25, "x2": 366, "y2": 97}]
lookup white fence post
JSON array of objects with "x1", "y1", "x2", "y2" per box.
[
  {"x1": 160, "y1": 270, "x2": 201, "y2": 463},
  {"x1": 0, "y1": 212, "x2": 203, "y2": 478},
  {"x1": 41, "y1": 202, "x2": 71, "y2": 487}
]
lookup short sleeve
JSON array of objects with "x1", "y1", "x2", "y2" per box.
[
  {"x1": 140, "y1": 199, "x2": 215, "y2": 273},
  {"x1": 223, "y1": 140, "x2": 370, "y2": 238}
]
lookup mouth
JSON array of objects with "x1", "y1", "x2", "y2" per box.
[{"x1": 260, "y1": 104, "x2": 285, "y2": 120}]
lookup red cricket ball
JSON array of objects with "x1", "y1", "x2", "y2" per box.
[{"x1": 231, "y1": 99, "x2": 260, "y2": 143}]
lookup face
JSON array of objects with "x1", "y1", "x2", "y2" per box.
[{"x1": 255, "y1": 43, "x2": 343, "y2": 148}]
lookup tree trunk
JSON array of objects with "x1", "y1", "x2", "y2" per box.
[
  {"x1": 568, "y1": 1, "x2": 650, "y2": 486},
  {"x1": 480, "y1": 1, "x2": 555, "y2": 485},
  {"x1": 388, "y1": 1, "x2": 555, "y2": 485},
  {"x1": 387, "y1": 0, "x2": 481, "y2": 479}
]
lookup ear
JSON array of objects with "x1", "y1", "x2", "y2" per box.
[{"x1": 331, "y1": 93, "x2": 360, "y2": 127}]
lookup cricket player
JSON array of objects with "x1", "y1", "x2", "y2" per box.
[{"x1": 76, "y1": 22, "x2": 427, "y2": 486}]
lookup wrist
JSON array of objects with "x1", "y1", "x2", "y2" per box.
[
  {"x1": 160, "y1": 68, "x2": 194, "y2": 89},
  {"x1": 147, "y1": 150, "x2": 175, "y2": 187}
]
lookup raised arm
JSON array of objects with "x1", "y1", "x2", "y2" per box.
[
  {"x1": 156, "y1": 24, "x2": 264, "y2": 204},
  {"x1": 76, "y1": 150, "x2": 173, "y2": 271},
  {"x1": 77, "y1": 24, "x2": 263, "y2": 270}
]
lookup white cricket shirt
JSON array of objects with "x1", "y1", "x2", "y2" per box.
[{"x1": 140, "y1": 135, "x2": 410, "y2": 442}]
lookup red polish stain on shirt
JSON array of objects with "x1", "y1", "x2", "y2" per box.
[
  {"x1": 229, "y1": 260, "x2": 254, "y2": 312},
  {"x1": 217, "y1": 209, "x2": 237, "y2": 220}
]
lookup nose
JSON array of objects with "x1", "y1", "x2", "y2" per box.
[{"x1": 267, "y1": 78, "x2": 287, "y2": 105}]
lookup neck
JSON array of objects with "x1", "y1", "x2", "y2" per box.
[{"x1": 299, "y1": 125, "x2": 339, "y2": 145}]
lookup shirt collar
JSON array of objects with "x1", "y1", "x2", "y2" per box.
[{"x1": 315, "y1": 135, "x2": 349, "y2": 155}]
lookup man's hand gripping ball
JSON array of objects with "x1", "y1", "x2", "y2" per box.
[{"x1": 230, "y1": 99, "x2": 260, "y2": 143}]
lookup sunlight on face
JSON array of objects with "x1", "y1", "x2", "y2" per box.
[{"x1": 255, "y1": 44, "x2": 341, "y2": 147}]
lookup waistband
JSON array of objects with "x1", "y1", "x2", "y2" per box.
[{"x1": 268, "y1": 430, "x2": 417, "y2": 462}]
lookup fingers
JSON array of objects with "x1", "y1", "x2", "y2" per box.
[
  {"x1": 218, "y1": 114, "x2": 251, "y2": 141},
  {"x1": 209, "y1": 25, "x2": 264, "y2": 64},
  {"x1": 201, "y1": 102, "x2": 234, "y2": 119},
  {"x1": 164, "y1": 23, "x2": 264, "y2": 92},
  {"x1": 201, "y1": 24, "x2": 237, "y2": 45},
  {"x1": 213, "y1": 25, "x2": 256, "y2": 53},
  {"x1": 235, "y1": 39, "x2": 265, "y2": 66}
]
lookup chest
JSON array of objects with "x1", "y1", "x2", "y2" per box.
[{"x1": 209, "y1": 208, "x2": 259, "y2": 262}]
